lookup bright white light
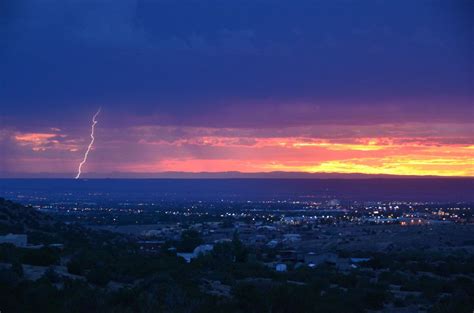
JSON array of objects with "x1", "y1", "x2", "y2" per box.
[{"x1": 75, "y1": 108, "x2": 101, "y2": 179}]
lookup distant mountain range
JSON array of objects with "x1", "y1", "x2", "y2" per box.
[{"x1": 0, "y1": 171, "x2": 470, "y2": 179}]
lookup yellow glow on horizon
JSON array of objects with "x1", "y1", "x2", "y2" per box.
[
  {"x1": 262, "y1": 156, "x2": 474, "y2": 177},
  {"x1": 140, "y1": 137, "x2": 474, "y2": 177}
]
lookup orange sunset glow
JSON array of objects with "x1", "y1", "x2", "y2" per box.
[
  {"x1": 4, "y1": 122, "x2": 473, "y2": 177},
  {"x1": 108, "y1": 134, "x2": 474, "y2": 177},
  {"x1": 3, "y1": 123, "x2": 472, "y2": 177}
]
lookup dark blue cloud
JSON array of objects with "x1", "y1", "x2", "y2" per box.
[{"x1": 1, "y1": 0, "x2": 472, "y2": 128}]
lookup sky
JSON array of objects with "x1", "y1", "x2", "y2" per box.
[{"x1": 1, "y1": 0, "x2": 473, "y2": 177}]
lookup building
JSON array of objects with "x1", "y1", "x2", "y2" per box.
[
  {"x1": 0, "y1": 234, "x2": 27, "y2": 247},
  {"x1": 282, "y1": 234, "x2": 301, "y2": 243},
  {"x1": 137, "y1": 240, "x2": 164, "y2": 253},
  {"x1": 399, "y1": 217, "x2": 430, "y2": 226},
  {"x1": 277, "y1": 250, "x2": 298, "y2": 262},
  {"x1": 266, "y1": 239, "x2": 279, "y2": 248},
  {"x1": 304, "y1": 252, "x2": 338, "y2": 267},
  {"x1": 177, "y1": 244, "x2": 214, "y2": 263}
]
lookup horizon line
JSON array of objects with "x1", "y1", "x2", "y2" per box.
[{"x1": 0, "y1": 171, "x2": 472, "y2": 179}]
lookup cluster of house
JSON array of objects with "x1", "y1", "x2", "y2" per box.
[
  {"x1": 268, "y1": 251, "x2": 371, "y2": 272},
  {"x1": 133, "y1": 220, "x2": 373, "y2": 273}
]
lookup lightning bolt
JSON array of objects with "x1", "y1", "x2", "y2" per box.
[{"x1": 75, "y1": 108, "x2": 101, "y2": 179}]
